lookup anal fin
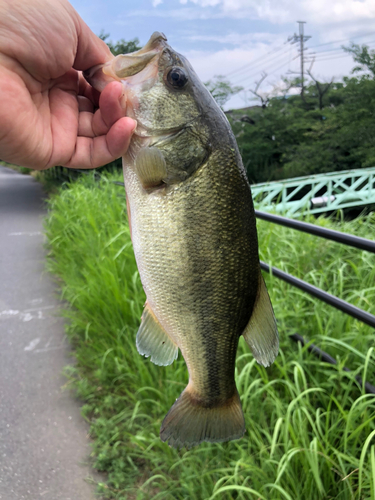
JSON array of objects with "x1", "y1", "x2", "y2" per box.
[
  {"x1": 242, "y1": 271, "x2": 279, "y2": 367},
  {"x1": 136, "y1": 303, "x2": 178, "y2": 366}
]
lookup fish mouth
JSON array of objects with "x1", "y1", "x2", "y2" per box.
[
  {"x1": 102, "y1": 32, "x2": 167, "y2": 81},
  {"x1": 85, "y1": 32, "x2": 168, "y2": 92}
]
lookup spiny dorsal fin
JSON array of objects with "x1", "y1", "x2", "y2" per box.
[
  {"x1": 136, "y1": 303, "x2": 178, "y2": 366},
  {"x1": 134, "y1": 147, "x2": 167, "y2": 189},
  {"x1": 242, "y1": 271, "x2": 279, "y2": 367}
]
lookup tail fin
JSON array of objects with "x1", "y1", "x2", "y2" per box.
[{"x1": 160, "y1": 388, "x2": 245, "y2": 448}]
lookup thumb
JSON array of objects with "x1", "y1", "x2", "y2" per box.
[{"x1": 72, "y1": 13, "x2": 114, "y2": 71}]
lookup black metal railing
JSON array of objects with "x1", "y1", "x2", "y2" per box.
[
  {"x1": 113, "y1": 181, "x2": 375, "y2": 393},
  {"x1": 255, "y1": 210, "x2": 375, "y2": 253},
  {"x1": 256, "y1": 210, "x2": 375, "y2": 394}
]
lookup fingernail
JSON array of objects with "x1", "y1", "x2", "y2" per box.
[
  {"x1": 119, "y1": 93, "x2": 127, "y2": 111},
  {"x1": 130, "y1": 119, "x2": 137, "y2": 134}
]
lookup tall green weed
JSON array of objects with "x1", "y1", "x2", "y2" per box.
[{"x1": 45, "y1": 173, "x2": 375, "y2": 499}]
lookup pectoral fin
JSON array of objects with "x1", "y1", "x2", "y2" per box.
[
  {"x1": 134, "y1": 147, "x2": 167, "y2": 189},
  {"x1": 136, "y1": 303, "x2": 178, "y2": 366},
  {"x1": 242, "y1": 271, "x2": 279, "y2": 367}
]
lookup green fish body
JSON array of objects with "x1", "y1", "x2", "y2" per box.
[{"x1": 86, "y1": 32, "x2": 278, "y2": 448}]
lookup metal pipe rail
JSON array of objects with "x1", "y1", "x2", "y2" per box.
[
  {"x1": 257, "y1": 211, "x2": 375, "y2": 393},
  {"x1": 112, "y1": 180, "x2": 374, "y2": 389},
  {"x1": 255, "y1": 210, "x2": 375, "y2": 253},
  {"x1": 260, "y1": 262, "x2": 375, "y2": 329},
  {"x1": 290, "y1": 334, "x2": 375, "y2": 394}
]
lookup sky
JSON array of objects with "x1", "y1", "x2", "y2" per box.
[{"x1": 70, "y1": 0, "x2": 375, "y2": 109}]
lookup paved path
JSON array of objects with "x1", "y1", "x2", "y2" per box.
[{"x1": 0, "y1": 166, "x2": 101, "y2": 500}]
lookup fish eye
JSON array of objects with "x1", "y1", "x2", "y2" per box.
[{"x1": 166, "y1": 67, "x2": 188, "y2": 89}]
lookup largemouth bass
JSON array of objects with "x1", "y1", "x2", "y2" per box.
[{"x1": 86, "y1": 32, "x2": 278, "y2": 448}]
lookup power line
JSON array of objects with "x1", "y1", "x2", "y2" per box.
[
  {"x1": 307, "y1": 53, "x2": 353, "y2": 63},
  {"x1": 260, "y1": 53, "x2": 297, "y2": 77},
  {"x1": 224, "y1": 28, "x2": 375, "y2": 90},
  {"x1": 267, "y1": 57, "x2": 298, "y2": 78},
  {"x1": 226, "y1": 46, "x2": 295, "y2": 84},
  {"x1": 229, "y1": 49, "x2": 297, "y2": 86},
  {"x1": 225, "y1": 43, "x2": 287, "y2": 77},
  {"x1": 311, "y1": 40, "x2": 375, "y2": 57},
  {"x1": 307, "y1": 30, "x2": 375, "y2": 50},
  {"x1": 231, "y1": 52, "x2": 297, "y2": 88},
  {"x1": 226, "y1": 27, "x2": 375, "y2": 98}
]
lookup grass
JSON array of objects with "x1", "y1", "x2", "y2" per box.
[
  {"x1": 44, "y1": 172, "x2": 375, "y2": 499},
  {"x1": 0, "y1": 160, "x2": 33, "y2": 175}
]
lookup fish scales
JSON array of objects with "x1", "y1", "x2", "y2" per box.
[
  {"x1": 126, "y1": 146, "x2": 258, "y2": 402},
  {"x1": 85, "y1": 31, "x2": 279, "y2": 448}
]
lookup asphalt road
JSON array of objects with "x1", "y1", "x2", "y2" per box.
[{"x1": 0, "y1": 166, "x2": 101, "y2": 500}]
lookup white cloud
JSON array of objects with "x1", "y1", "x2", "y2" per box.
[
  {"x1": 180, "y1": 0, "x2": 221, "y2": 6},
  {"x1": 125, "y1": 7, "x2": 221, "y2": 19},
  {"x1": 178, "y1": 0, "x2": 375, "y2": 25},
  {"x1": 184, "y1": 31, "x2": 282, "y2": 47},
  {"x1": 92, "y1": 0, "x2": 374, "y2": 111}
]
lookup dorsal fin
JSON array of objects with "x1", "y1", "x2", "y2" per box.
[
  {"x1": 242, "y1": 271, "x2": 279, "y2": 367},
  {"x1": 136, "y1": 303, "x2": 178, "y2": 366}
]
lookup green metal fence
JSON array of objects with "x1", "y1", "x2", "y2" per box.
[{"x1": 251, "y1": 167, "x2": 375, "y2": 216}]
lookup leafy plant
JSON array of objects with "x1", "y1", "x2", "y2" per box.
[
  {"x1": 204, "y1": 75, "x2": 243, "y2": 108},
  {"x1": 45, "y1": 173, "x2": 375, "y2": 499},
  {"x1": 99, "y1": 31, "x2": 141, "y2": 56}
]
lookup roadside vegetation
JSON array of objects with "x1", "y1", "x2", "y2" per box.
[
  {"x1": 0, "y1": 160, "x2": 32, "y2": 175},
  {"x1": 45, "y1": 173, "x2": 375, "y2": 499}
]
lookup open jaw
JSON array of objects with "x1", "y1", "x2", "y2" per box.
[
  {"x1": 101, "y1": 33, "x2": 167, "y2": 91},
  {"x1": 104, "y1": 32, "x2": 167, "y2": 80}
]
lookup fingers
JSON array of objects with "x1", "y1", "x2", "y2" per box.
[
  {"x1": 49, "y1": 73, "x2": 136, "y2": 169},
  {"x1": 95, "y1": 81, "x2": 126, "y2": 132},
  {"x1": 78, "y1": 80, "x2": 132, "y2": 138},
  {"x1": 78, "y1": 72, "x2": 100, "y2": 107},
  {"x1": 77, "y1": 95, "x2": 94, "y2": 113},
  {"x1": 63, "y1": 116, "x2": 136, "y2": 169},
  {"x1": 106, "y1": 116, "x2": 136, "y2": 158}
]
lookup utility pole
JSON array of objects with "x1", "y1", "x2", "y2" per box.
[{"x1": 288, "y1": 21, "x2": 311, "y2": 100}]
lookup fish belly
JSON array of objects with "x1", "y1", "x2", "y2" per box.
[{"x1": 124, "y1": 149, "x2": 260, "y2": 447}]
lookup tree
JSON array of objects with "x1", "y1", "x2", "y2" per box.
[
  {"x1": 249, "y1": 72, "x2": 270, "y2": 109},
  {"x1": 204, "y1": 75, "x2": 243, "y2": 108},
  {"x1": 99, "y1": 31, "x2": 141, "y2": 56},
  {"x1": 306, "y1": 70, "x2": 333, "y2": 110},
  {"x1": 343, "y1": 43, "x2": 375, "y2": 78}
]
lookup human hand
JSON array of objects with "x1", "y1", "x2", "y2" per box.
[{"x1": 0, "y1": 0, "x2": 136, "y2": 170}]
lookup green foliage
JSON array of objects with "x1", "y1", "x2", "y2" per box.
[
  {"x1": 229, "y1": 65, "x2": 375, "y2": 183},
  {"x1": 204, "y1": 75, "x2": 243, "y2": 108},
  {"x1": 343, "y1": 43, "x2": 375, "y2": 78},
  {"x1": 99, "y1": 31, "x2": 141, "y2": 56},
  {"x1": 34, "y1": 161, "x2": 122, "y2": 192},
  {"x1": 0, "y1": 160, "x2": 32, "y2": 175},
  {"x1": 45, "y1": 173, "x2": 375, "y2": 499}
]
